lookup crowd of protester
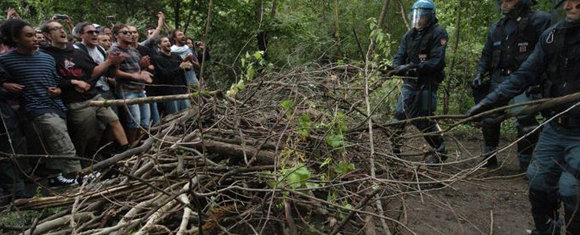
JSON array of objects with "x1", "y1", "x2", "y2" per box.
[{"x1": 0, "y1": 8, "x2": 209, "y2": 205}]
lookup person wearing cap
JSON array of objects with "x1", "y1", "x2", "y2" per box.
[
  {"x1": 468, "y1": 1, "x2": 580, "y2": 234},
  {"x1": 388, "y1": 0, "x2": 448, "y2": 164}
]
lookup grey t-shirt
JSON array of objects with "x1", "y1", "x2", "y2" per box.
[{"x1": 110, "y1": 44, "x2": 144, "y2": 91}]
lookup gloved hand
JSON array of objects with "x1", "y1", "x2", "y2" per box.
[
  {"x1": 467, "y1": 101, "x2": 492, "y2": 117},
  {"x1": 525, "y1": 85, "x2": 542, "y2": 97},
  {"x1": 395, "y1": 64, "x2": 417, "y2": 76},
  {"x1": 471, "y1": 73, "x2": 483, "y2": 89}
]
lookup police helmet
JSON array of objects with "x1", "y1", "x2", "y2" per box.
[
  {"x1": 496, "y1": 0, "x2": 536, "y2": 15},
  {"x1": 496, "y1": 0, "x2": 537, "y2": 6},
  {"x1": 409, "y1": 0, "x2": 436, "y2": 30}
]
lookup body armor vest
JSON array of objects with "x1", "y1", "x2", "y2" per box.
[
  {"x1": 405, "y1": 25, "x2": 435, "y2": 65},
  {"x1": 491, "y1": 11, "x2": 538, "y2": 73},
  {"x1": 544, "y1": 23, "x2": 580, "y2": 117},
  {"x1": 404, "y1": 24, "x2": 444, "y2": 83}
]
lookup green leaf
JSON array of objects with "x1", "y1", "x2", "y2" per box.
[
  {"x1": 334, "y1": 161, "x2": 355, "y2": 176},
  {"x1": 253, "y1": 51, "x2": 263, "y2": 60},
  {"x1": 280, "y1": 164, "x2": 312, "y2": 189},
  {"x1": 297, "y1": 113, "x2": 311, "y2": 137},
  {"x1": 326, "y1": 134, "x2": 344, "y2": 148},
  {"x1": 320, "y1": 157, "x2": 332, "y2": 168},
  {"x1": 246, "y1": 65, "x2": 255, "y2": 81},
  {"x1": 236, "y1": 79, "x2": 245, "y2": 90},
  {"x1": 280, "y1": 99, "x2": 295, "y2": 111}
]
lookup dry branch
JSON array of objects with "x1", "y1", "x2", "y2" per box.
[
  {"x1": 5, "y1": 63, "x2": 523, "y2": 235},
  {"x1": 88, "y1": 91, "x2": 221, "y2": 107}
]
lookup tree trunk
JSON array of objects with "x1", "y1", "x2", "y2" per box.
[
  {"x1": 183, "y1": 0, "x2": 197, "y2": 34},
  {"x1": 173, "y1": 0, "x2": 181, "y2": 29},
  {"x1": 199, "y1": 0, "x2": 214, "y2": 86},
  {"x1": 255, "y1": 0, "x2": 268, "y2": 53},
  {"x1": 443, "y1": 1, "x2": 463, "y2": 114},
  {"x1": 366, "y1": 0, "x2": 391, "y2": 58},
  {"x1": 333, "y1": 0, "x2": 343, "y2": 57},
  {"x1": 397, "y1": 0, "x2": 410, "y2": 30}
]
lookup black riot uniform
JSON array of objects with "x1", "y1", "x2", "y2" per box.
[
  {"x1": 469, "y1": 17, "x2": 580, "y2": 235},
  {"x1": 390, "y1": 16, "x2": 449, "y2": 164},
  {"x1": 472, "y1": 5, "x2": 551, "y2": 169}
]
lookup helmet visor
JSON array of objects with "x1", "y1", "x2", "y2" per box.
[{"x1": 410, "y1": 8, "x2": 429, "y2": 29}]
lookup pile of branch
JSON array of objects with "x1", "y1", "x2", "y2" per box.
[{"x1": 10, "y1": 64, "x2": 495, "y2": 235}]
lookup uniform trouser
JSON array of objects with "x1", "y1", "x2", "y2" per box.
[
  {"x1": 474, "y1": 76, "x2": 540, "y2": 169},
  {"x1": 0, "y1": 101, "x2": 28, "y2": 199},
  {"x1": 527, "y1": 122, "x2": 580, "y2": 235},
  {"x1": 391, "y1": 81, "x2": 445, "y2": 153}
]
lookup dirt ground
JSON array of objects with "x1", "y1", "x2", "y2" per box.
[{"x1": 398, "y1": 132, "x2": 535, "y2": 235}]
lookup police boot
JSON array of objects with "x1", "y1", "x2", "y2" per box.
[
  {"x1": 425, "y1": 136, "x2": 447, "y2": 164},
  {"x1": 529, "y1": 189, "x2": 561, "y2": 235},
  {"x1": 565, "y1": 210, "x2": 580, "y2": 235},
  {"x1": 562, "y1": 195, "x2": 580, "y2": 235},
  {"x1": 389, "y1": 124, "x2": 405, "y2": 157},
  {"x1": 482, "y1": 145, "x2": 498, "y2": 169}
]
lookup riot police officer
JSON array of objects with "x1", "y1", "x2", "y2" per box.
[
  {"x1": 390, "y1": 0, "x2": 448, "y2": 164},
  {"x1": 471, "y1": 0, "x2": 551, "y2": 169},
  {"x1": 469, "y1": 1, "x2": 580, "y2": 234}
]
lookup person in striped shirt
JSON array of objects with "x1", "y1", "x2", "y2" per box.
[{"x1": 0, "y1": 19, "x2": 81, "y2": 187}]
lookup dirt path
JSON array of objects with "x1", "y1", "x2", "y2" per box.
[{"x1": 398, "y1": 135, "x2": 534, "y2": 235}]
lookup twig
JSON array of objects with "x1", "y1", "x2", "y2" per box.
[
  {"x1": 329, "y1": 187, "x2": 383, "y2": 235},
  {"x1": 489, "y1": 210, "x2": 494, "y2": 235}
]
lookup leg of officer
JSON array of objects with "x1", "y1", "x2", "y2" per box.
[
  {"x1": 512, "y1": 92, "x2": 540, "y2": 172},
  {"x1": 411, "y1": 84, "x2": 446, "y2": 162},
  {"x1": 390, "y1": 83, "x2": 418, "y2": 155},
  {"x1": 481, "y1": 78, "x2": 503, "y2": 167},
  {"x1": 527, "y1": 123, "x2": 564, "y2": 234},
  {"x1": 559, "y1": 135, "x2": 580, "y2": 235}
]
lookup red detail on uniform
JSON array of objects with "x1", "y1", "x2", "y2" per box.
[{"x1": 520, "y1": 45, "x2": 527, "y2": 53}]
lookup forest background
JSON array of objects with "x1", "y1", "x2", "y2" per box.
[
  {"x1": 0, "y1": 1, "x2": 567, "y2": 233},
  {"x1": 0, "y1": 0, "x2": 562, "y2": 123}
]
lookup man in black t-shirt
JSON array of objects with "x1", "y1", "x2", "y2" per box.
[
  {"x1": 41, "y1": 20, "x2": 128, "y2": 159},
  {"x1": 151, "y1": 36, "x2": 192, "y2": 115}
]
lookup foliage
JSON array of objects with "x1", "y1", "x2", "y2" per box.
[{"x1": 0, "y1": 0, "x2": 558, "y2": 127}]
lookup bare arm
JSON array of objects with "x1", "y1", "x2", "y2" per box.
[{"x1": 148, "y1": 12, "x2": 166, "y2": 40}]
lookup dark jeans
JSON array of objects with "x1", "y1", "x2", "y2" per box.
[
  {"x1": 527, "y1": 122, "x2": 580, "y2": 234},
  {"x1": 0, "y1": 101, "x2": 29, "y2": 199}
]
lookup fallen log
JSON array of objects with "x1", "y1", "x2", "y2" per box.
[
  {"x1": 22, "y1": 212, "x2": 94, "y2": 235},
  {"x1": 187, "y1": 139, "x2": 276, "y2": 165}
]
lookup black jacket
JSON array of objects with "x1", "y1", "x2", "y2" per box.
[
  {"x1": 151, "y1": 52, "x2": 188, "y2": 96},
  {"x1": 476, "y1": 9, "x2": 552, "y2": 77},
  {"x1": 481, "y1": 21, "x2": 580, "y2": 118},
  {"x1": 393, "y1": 20, "x2": 448, "y2": 84},
  {"x1": 41, "y1": 44, "x2": 114, "y2": 104}
]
